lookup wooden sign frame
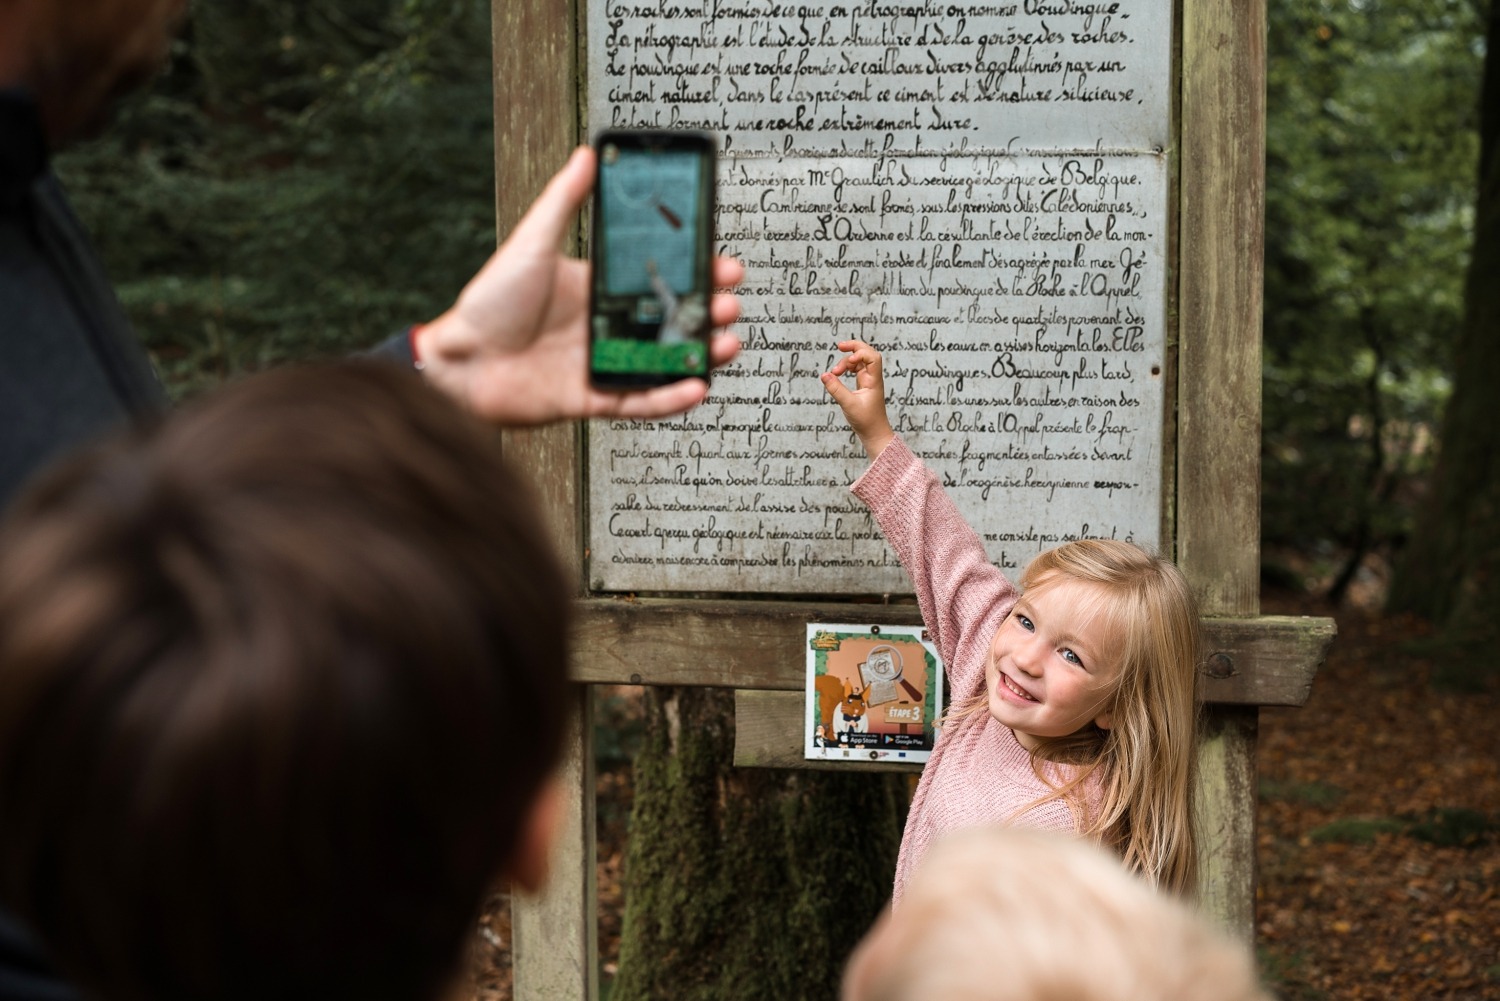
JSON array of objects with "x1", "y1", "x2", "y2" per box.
[{"x1": 495, "y1": 1, "x2": 1336, "y2": 996}]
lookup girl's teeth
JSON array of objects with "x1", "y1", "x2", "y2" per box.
[{"x1": 1004, "y1": 674, "x2": 1038, "y2": 702}]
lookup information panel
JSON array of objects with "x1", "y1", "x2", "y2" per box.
[{"x1": 587, "y1": 1, "x2": 1171, "y2": 593}]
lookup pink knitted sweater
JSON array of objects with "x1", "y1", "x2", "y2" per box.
[{"x1": 851, "y1": 436, "x2": 1103, "y2": 904}]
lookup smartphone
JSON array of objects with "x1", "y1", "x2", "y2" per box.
[{"x1": 589, "y1": 129, "x2": 716, "y2": 387}]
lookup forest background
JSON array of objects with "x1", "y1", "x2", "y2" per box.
[{"x1": 53, "y1": 0, "x2": 1497, "y2": 998}]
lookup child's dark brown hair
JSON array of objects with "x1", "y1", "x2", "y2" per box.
[{"x1": 0, "y1": 362, "x2": 572, "y2": 1001}]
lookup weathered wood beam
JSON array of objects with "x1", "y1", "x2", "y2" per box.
[
  {"x1": 1192, "y1": 615, "x2": 1336, "y2": 706},
  {"x1": 510, "y1": 688, "x2": 598, "y2": 1001},
  {"x1": 1194, "y1": 706, "x2": 1259, "y2": 936},
  {"x1": 573, "y1": 598, "x2": 928, "y2": 689},
  {"x1": 1178, "y1": 0, "x2": 1271, "y2": 942},
  {"x1": 495, "y1": 1, "x2": 595, "y2": 998},
  {"x1": 573, "y1": 598, "x2": 1334, "y2": 707},
  {"x1": 1177, "y1": 0, "x2": 1267, "y2": 613}
]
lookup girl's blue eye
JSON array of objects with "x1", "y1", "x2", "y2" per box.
[
  {"x1": 1017, "y1": 614, "x2": 1034, "y2": 631},
  {"x1": 1062, "y1": 648, "x2": 1083, "y2": 667}
]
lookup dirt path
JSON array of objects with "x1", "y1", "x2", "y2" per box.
[{"x1": 1257, "y1": 598, "x2": 1500, "y2": 999}]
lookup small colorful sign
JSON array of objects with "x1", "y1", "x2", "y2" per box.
[{"x1": 804, "y1": 622, "x2": 944, "y2": 764}]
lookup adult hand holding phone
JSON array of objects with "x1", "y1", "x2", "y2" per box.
[{"x1": 414, "y1": 146, "x2": 743, "y2": 424}]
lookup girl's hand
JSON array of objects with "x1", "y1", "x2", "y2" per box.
[{"x1": 821, "y1": 340, "x2": 895, "y2": 458}]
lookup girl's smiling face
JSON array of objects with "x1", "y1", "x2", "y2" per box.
[{"x1": 985, "y1": 578, "x2": 1122, "y2": 751}]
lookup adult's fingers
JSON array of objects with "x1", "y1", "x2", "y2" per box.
[
  {"x1": 592, "y1": 379, "x2": 711, "y2": 420},
  {"x1": 709, "y1": 259, "x2": 746, "y2": 330},
  {"x1": 712, "y1": 256, "x2": 746, "y2": 288},
  {"x1": 709, "y1": 292, "x2": 742, "y2": 330},
  {"x1": 708, "y1": 331, "x2": 742, "y2": 367},
  {"x1": 505, "y1": 146, "x2": 595, "y2": 252}
]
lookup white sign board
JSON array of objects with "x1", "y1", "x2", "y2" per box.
[{"x1": 588, "y1": 1, "x2": 1171, "y2": 593}]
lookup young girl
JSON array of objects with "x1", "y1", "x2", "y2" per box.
[{"x1": 821, "y1": 340, "x2": 1201, "y2": 901}]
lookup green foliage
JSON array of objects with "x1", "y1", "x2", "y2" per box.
[
  {"x1": 1306, "y1": 816, "x2": 1407, "y2": 844},
  {"x1": 1259, "y1": 777, "x2": 1348, "y2": 807},
  {"x1": 1388, "y1": 5, "x2": 1500, "y2": 647},
  {"x1": 53, "y1": 0, "x2": 497, "y2": 400},
  {"x1": 1404, "y1": 806, "x2": 1496, "y2": 847},
  {"x1": 1306, "y1": 807, "x2": 1498, "y2": 846},
  {"x1": 1262, "y1": 0, "x2": 1487, "y2": 591}
]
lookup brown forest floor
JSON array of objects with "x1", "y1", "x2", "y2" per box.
[
  {"x1": 466, "y1": 596, "x2": 1500, "y2": 1000},
  {"x1": 1256, "y1": 594, "x2": 1500, "y2": 1000}
]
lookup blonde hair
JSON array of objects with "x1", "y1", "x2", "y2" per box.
[
  {"x1": 946, "y1": 539, "x2": 1201, "y2": 895},
  {"x1": 845, "y1": 827, "x2": 1270, "y2": 1001}
]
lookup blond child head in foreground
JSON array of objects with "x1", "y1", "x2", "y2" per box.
[{"x1": 843, "y1": 826, "x2": 1272, "y2": 1001}]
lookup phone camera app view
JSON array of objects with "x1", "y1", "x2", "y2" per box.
[{"x1": 591, "y1": 134, "x2": 714, "y2": 384}]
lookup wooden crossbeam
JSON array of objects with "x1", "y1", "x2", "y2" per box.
[{"x1": 573, "y1": 598, "x2": 1335, "y2": 707}]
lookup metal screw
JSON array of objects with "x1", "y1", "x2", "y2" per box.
[{"x1": 1204, "y1": 653, "x2": 1235, "y2": 679}]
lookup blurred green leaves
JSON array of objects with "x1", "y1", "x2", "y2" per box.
[
  {"x1": 1262, "y1": 0, "x2": 1486, "y2": 594},
  {"x1": 54, "y1": 0, "x2": 498, "y2": 400}
]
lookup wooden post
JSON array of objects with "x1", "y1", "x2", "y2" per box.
[
  {"x1": 1179, "y1": 0, "x2": 1269, "y2": 939},
  {"x1": 510, "y1": 688, "x2": 598, "y2": 1001},
  {"x1": 494, "y1": 1, "x2": 596, "y2": 997}
]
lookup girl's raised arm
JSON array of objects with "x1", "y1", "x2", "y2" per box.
[{"x1": 825, "y1": 342, "x2": 1016, "y2": 696}]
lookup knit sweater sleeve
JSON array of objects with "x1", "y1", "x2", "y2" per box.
[{"x1": 850, "y1": 436, "x2": 1016, "y2": 698}]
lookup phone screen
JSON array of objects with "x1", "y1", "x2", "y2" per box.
[{"x1": 590, "y1": 131, "x2": 715, "y2": 386}]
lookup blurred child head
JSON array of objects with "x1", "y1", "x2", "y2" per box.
[
  {"x1": 0, "y1": 363, "x2": 573, "y2": 1001},
  {"x1": 842, "y1": 826, "x2": 1270, "y2": 1001}
]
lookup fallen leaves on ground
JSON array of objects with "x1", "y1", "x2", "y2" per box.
[{"x1": 1258, "y1": 595, "x2": 1500, "y2": 1000}]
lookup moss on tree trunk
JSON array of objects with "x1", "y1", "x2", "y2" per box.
[{"x1": 612, "y1": 687, "x2": 906, "y2": 1001}]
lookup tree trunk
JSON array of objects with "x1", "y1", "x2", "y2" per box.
[
  {"x1": 1387, "y1": 0, "x2": 1500, "y2": 660},
  {"x1": 612, "y1": 687, "x2": 906, "y2": 1001}
]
